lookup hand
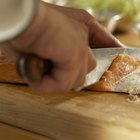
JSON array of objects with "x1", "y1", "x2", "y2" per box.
[{"x1": 1, "y1": 1, "x2": 124, "y2": 93}]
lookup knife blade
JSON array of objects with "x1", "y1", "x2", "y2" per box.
[
  {"x1": 83, "y1": 47, "x2": 140, "y2": 88},
  {"x1": 16, "y1": 48, "x2": 140, "y2": 92}
]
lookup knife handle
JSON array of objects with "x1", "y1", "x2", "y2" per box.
[{"x1": 16, "y1": 54, "x2": 53, "y2": 84}]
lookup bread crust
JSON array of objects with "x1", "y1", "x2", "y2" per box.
[
  {"x1": 0, "y1": 53, "x2": 24, "y2": 83},
  {"x1": 86, "y1": 54, "x2": 140, "y2": 91}
]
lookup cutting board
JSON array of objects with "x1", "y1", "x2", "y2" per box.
[
  {"x1": 0, "y1": 122, "x2": 52, "y2": 140},
  {"x1": 0, "y1": 84, "x2": 140, "y2": 140}
]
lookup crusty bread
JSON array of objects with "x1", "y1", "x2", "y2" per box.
[
  {"x1": 0, "y1": 53, "x2": 24, "y2": 83},
  {"x1": 86, "y1": 54, "x2": 140, "y2": 91}
]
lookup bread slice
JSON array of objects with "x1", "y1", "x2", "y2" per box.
[{"x1": 86, "y1": 54, "x2": 140, "y2": 92}]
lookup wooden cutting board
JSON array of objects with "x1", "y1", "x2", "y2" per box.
[
  {"x1": 0, "y1": 84, "x2": 140, "y2": 140},
  {"x1": 0, "y1": 122, "x2": 52, "y2": 140}
]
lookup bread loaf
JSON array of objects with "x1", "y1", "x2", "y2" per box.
[{"x1": 0, "y1": 52, "x2": 24, "y2": 83}]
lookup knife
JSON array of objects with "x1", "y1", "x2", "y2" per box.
[
  {"x1": 83, "y1": 47, "x2": 140, "y2": 87},
  {"x1": 16, "y1": 48, "x2": 140, "y2": 93}
]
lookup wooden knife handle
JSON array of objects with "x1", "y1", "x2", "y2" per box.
[{"x1": 16, "y1": 54, "x2": 53, "y2": 84}]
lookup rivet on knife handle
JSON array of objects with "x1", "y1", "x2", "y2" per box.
[{"x1": 16, "y1": 54, "x2": 53, "y2": 84}]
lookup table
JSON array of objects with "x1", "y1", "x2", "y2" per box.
[{"x1": 0, "y1": 123, "x2": 52, "y2": 140}]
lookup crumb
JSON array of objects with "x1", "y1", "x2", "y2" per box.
[{"x1": 127, "y1": 94, "x2": 140, "y2": 104}]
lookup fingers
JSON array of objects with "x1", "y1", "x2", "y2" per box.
[
  {"x1": 30, "y1": 47, "x2": 96, "y2": 93},
  {"x1": 72, "y1": 48, "x2": 96, "y2": 89},
  {"x1": 31, "y1": 67, "x2": 80, "y2": 93}
]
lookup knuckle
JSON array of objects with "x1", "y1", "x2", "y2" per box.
[
  {"x1": 79, "y1": 9, "x2": 95, "y2": 21},
  {"x1": 78, "y1": 9, "x2": 91, "y2": 17}
]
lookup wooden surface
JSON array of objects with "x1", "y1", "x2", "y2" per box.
[
  {"x1": 0, "y1": 122, "x2": 52, "y2": 140},
  {"x1": 0, "y1": 84, "x2": 140, "y2": 140}
]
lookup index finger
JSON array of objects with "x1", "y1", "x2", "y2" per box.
[
  {"x1": 88, "y1": 20, "x2": 124, "y2": 48},
  {"x1": 45, "y1": 4, "x2": 124, "y2": 48}
]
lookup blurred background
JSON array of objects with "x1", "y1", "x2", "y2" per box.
[{"x1": 42, "y1": 0, "x2": 140, "y2": 34}]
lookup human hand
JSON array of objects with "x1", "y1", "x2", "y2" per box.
[
  {"x1": 46, "y1": 3, "x2": 124, "y2": 48},
  {"x1": 1, "y1": 1, "x2": 124, "y2": 93}
]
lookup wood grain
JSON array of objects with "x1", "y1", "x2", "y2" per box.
[
  {"x1": 0, "y1": 84, "x2": 140, "y2": 140},
  {"x1": 0, "y1": 122, "x2": 53, "y2": 140}
]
